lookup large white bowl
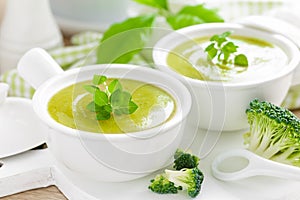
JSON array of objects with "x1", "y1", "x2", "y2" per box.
[
  {"x1": 17, "y1": 48, "x2": 192, "y2": 182},
  {"x1": 153, "y1": 23, "x2": 300, "y2": 131}
]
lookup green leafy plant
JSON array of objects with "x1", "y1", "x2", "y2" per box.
[
  {"x1": 205, "y1": 31, "x2": 249, "y2": 70},
  {"x1": 96, "y1": 0, "x2": 224, "y2": 64},
  {"x1": 134, "y1": 0, "x2": 168, "y2": 10},
  {"x1": 84, "y1": 75, "x2": 138, "y2": 120},
  {"x1": 133, "y1": 0, "x2": 224, "y2": 30},
  {"x1": 97, "y1": 14, "x2": 156, "y2": 64}
]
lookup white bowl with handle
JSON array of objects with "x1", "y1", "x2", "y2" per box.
[{"x1": 17, "y1": 48, "x2": 192, "y2": 182}]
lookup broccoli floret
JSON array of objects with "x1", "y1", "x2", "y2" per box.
[
  {"x1": 148, "y1": 149, "x2": 203, "y2": 198},
  {"x1": 165, "y1": 168, "x2": 204, "y2": 198},
  {"x1": 173, "y1": 149, "x2": 200, "y2": 170},
  {"x1": 245, "y1": 99, "x2": 300, "y2": 167},
  {"x1": 148, "y1": 174, "x2": 182, "y2": 194}
]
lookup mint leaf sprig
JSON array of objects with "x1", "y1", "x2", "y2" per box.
[
  {"x1": 96, "y1": 0, "x2": 224, "y2": 64},
  {"x1": 205, "y1": 31, "x2": 248, "y2": 70},
  {"x1": 134, "y1": 0, "x2": 168, "y2": 11},
  {"x1": 84, "y1": 75, "x2": 138, "y2": 120},
  {"x1": 97, "y1": 14, "x2": 156, "y2": 64},
  {"x1": 133, "y1": 0, "x2": 224, "y2": 30}
]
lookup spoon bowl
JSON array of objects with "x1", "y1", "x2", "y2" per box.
[{"x1": 212, "y1": 149, "x2": 300, "y2": 181}]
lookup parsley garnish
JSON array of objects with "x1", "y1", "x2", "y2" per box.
[
  {"x1": 84, "y1": 75, "x2": 138, "y2": 120},
  {"x1": 205, "y1": 31, "x2": 248, "y2": 69}
]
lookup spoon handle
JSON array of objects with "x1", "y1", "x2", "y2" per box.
[{"x1": 212, "y1": 149, "x2": 300, "y2": 181}]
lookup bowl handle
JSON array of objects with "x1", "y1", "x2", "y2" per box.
[{"x1": 17, "y1": 48, "x2": 64, "y2": 89}]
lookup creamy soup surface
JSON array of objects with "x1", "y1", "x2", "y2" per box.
[
  {"x1": 48, "y1": 79, "x2": 176, "y2": 134},
  {"x1": 167, "y1": 36, "x2": 288, "y2": 83}
]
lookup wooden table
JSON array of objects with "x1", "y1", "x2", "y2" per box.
[
  {"x1": 2, "y1": 109, "x2": 300, "y2": 200},
  {"x1": 2, "y1": 186, "x2": 67, "y2": 200}
]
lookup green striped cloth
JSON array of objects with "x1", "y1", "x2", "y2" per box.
[
  {"x1": 70, "y1": 31, "x2": 103, "y2": 45},
  {"x1": 49, "y1": 42, "x2": 99, "y2": 70},
  {"x1": 1, "y1": 69, "x2": 35, "y2": 98},
  {"x1": 1, "y1": 0, "x2": 299, "y2": 109},
  {"x1": 0, "y1": 31, "x2": 102, "y2": 97},
  {"x1": 210, "y1": 0, "x2": 284, "y2": 21},
  {"x1": 0, "y1": 31, "x2": 148, "y2": 98}
]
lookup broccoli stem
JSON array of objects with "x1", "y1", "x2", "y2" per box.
[
  {"x1": 165, "y1": 169, "x2": 189, "y2": 190},
  {"x1": 272, "y1": 146, "x2": 296, "y2": 164},
  {"x1": 247, "y1": 116, "x2": 264, "y2": 151}
]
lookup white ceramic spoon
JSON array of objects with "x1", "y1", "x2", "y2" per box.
[
  {"x1": 211, "y1": 149, "x2": 300, "y2": 181},
  {"x1": 0, "y1": 83, "x2": 46, "y2": 158}
]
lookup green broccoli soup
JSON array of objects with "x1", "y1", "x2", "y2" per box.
[
  {"x1": 48, "y1": 79, "x2": 176, "y2": 134},
  {"x1": 167, "y1": 35, "x2": 288, "y2": 82}
]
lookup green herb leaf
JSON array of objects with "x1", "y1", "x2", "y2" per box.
[
  {"x1": 110, "y1": 90, "x2": 133, "y2": 115},
  {"x1": 110, "y1": 90, "x2": 132, "y2": 108},
  {"x1": 220, "y1": 31, "x2": 231, "y2": 38},
  {"x1": 166, "y1": 4, "x2": 224, "y2": 30},
  {"x1": 221, "y1": 42, "x2": 238, "y2": 61},
  {"x1": 94, "y1": 90, "x2": 108, "y2": 107},
  {"x1": 234, "y1": 54, "x2": 248, "y2": 66},
  {"x1": 84, "y1": 75, "x2": 138, "y2": 120},
  {"x1": 97, "y1": 14, "x2": 155, "y2": 64},
  {"x1": 210, "y1": 31, "x2": 231, "y2": 47},
  {"x1": 221, "y1": 42, "x2": 238, "y2": 54},
  {"x1": 177, "y1": 5, "x2": 224, "y2": 23},
  {"x1": 205, "y1": 31, "x2": 249, "y2": 69},
  {"x1": 93, "y1": 75, "x2": 107, "y2": 85},
  {"x1": 96, "y1": 108, "x2": 111, "y2": 120},
  {"x1": 128, "y1": 101, "x2": 139, "y2": 114},
  {"x1": 166, "y1": 14, "x2": 204, "y2": 30},
  {"x1": 83, "y1": 85, "x2": 99, "y2": 94},
  {"x1": 108, "y1": 79, "x2": 122, "y2": 94},
  {"x1": 100, "y1": 14, "x2": 155, "y2": 41},
  {"x1": 205, "y1": 43, "x2": 218, "y2": 59},
  {"x1": 133, "y1": 0, "x2": 168, "y2": 10},
  {"x1": 86, "y1": 101, "x2": 102, "y2": 112},
  {"x1": 86, "y1": 101, "x2": 99, "y2": 112},
  {"x1": 114, "y1": 105, "x2": 135, "y2": 115},
  {"x1": 103, "y1": 104, "x2": 113, "y2": 113}
]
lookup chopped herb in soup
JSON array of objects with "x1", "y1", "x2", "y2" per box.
[{"x1": 48, "y1": 79, "x2": 176, "y2": 134}]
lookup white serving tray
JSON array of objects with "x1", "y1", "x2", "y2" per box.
[{"x1": 1, "y1": 125, "x2": 300, "y2": 200}]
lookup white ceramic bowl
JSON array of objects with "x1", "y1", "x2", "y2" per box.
[
  {"x1": 153, "y1": 23, "x2": 300, "y2": 131},
  {"x1": 0, "y1": 0, "x2": 62, "y2": 73},
  {"x1": 49, "y1": 0, "x2": 131, "y2": 34},
  {"x1": 17, "y1": 48, "x2": 191, "y2": 182}
]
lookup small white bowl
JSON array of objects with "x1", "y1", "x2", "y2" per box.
[
  {"x1": 17, "y1": 48, "x2": 192, "y2": 182},
  {"x1": 153, "y1": 23, "x2": 300, "y2": 131},
  {"x1": 49, "y1": 0, "x2": 131, "y2": 34}
]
